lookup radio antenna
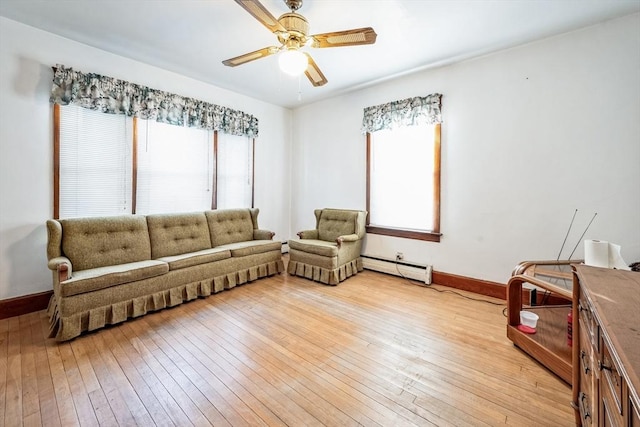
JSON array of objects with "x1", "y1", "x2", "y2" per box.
[
  {"x1": 557, "y1": 209, "x2": 578, "y2": 261},
  {"x1": 567, "y1": 212, "x2": 598, "y2": 260}
]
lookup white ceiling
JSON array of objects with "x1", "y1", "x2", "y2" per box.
[{"x1": 1, "y1": 0, "x2": 639, "y2": 108}]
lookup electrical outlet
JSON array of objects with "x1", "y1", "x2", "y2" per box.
[{"x1": 395, "y1": 252, "x2": 404, "y2": 261}]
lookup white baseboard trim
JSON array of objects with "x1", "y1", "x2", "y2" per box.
[{"x1": 362, "y1": 255, "x2": 432, "y2": 284}]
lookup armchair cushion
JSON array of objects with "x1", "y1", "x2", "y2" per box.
[
  {"x1": 317, "y1": 209, "x2": 361, "y2": 242},
  {"x1": 289, "y1": 239, "x2": 338, "y2": 257}
]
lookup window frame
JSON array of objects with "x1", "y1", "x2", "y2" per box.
[
  {"x1": 53, "y1": 104, "x2": 256, "y2": 219},
  {"x1": 365, "y1": 123, "x2": 442, "y2": 242},
  {"x1": 53, "y1": 104, "x2": 61, "y2": 218},
  {"x1": 53, "y1": 104, "x2": 135, "y2": 219}
]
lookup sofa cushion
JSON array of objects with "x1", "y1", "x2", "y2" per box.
[
  {"x1": 147, "y1": 212, "x2": 212, "y2": 259},
  {"x1": 205, "y1": 209, "x2": 255, "y2": 247},
  {"x1": 61, "y1": 260, "x2": 169, "y2": 297},
  {"x1": 288, "y1": 239, "x2": 338, "y2": 257},
  {"x1": 60, "y1": 215, "x2": 152, "y2": 271},
  {"x1": 156, "y1": 248, "x2": 231, "y2": 271},
  {"x1": 216, "y1": 240, "x2": 282, "y2": 257},
  {"x1": 317, "y1": 209, "x2": 358, "y2": 242}
]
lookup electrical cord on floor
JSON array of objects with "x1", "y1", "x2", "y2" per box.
[{"x1": 394, "y1": 260, "x2": 506, "y2": 308}]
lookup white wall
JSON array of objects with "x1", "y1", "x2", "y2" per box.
[
  {"x1": 2, "y1": 13, "x2": 638, "y2": 300},
  {"x1": 0, "y1": 17, "x2": 292, "y2": 300},
  {"x1": 291, "y1": 13, "x2": 640, "y2": 284}
]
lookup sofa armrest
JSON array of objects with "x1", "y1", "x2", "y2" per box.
[
  {"x1": 297, "y1": 229, "x2": 318, "y2": 239},
  {"x1": 336, "y1": 233, "x2": 360, "y2": 248},
  {"x1": 253, "y1": 229, "x2": 275, "y2": 240},
  {"x1": 48, "y1": 256, "x2": 72, "y2": 282}
]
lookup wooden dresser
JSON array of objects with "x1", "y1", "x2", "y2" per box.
[{"x1": 572, "y1": 265, "x2": 640, "y2": 426}]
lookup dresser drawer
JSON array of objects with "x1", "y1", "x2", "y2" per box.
[
  {"x1": 572, "y1": 266, "x2": 639, "y2": 427},
  {"x1": 600, "y1": 341, "x2": 623, "y2": 415},
  {"x1": 578, "y1": 324, "x2": 597, "y2": 424},
  {"x1": 578, "y1": 325, "x2": 594, "y2": 379},
  {"x1": 578, "y1": 295, "x2": 598, "y2": 349},
  {"x1": 577, "y1": 391, "x2": 594, "y2": 425}
]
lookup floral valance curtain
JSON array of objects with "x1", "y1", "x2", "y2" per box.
[
  {"x1": 50, "y1": 64, "x2": 259, "y2": 137},
  {"x1": 361, "y1": 93, "x2": 442, "y2": 133}
]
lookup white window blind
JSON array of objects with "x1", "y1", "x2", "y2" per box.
[
  {"x1": 217, "y1": 133, "x2": 253, "y2": 209},
  {"x1": 136, "y1": 120, "x2": 213, "y2": 214},
  {"x1": 59, "y1": 105, "x2": 133, "y2": 218},
  {"x1": 370, "y1": 124, "x2": 435, "y2": 231}
]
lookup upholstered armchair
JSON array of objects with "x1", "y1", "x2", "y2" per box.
[{"x1": 287, "y1": 208, "x2": 367, "y2": 285}]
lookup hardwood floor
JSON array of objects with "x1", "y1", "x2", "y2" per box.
[{"x1": 1, "y1": 269, "x2": 574, "y2": 426}]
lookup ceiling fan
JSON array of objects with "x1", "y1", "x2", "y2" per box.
[{"x1": 223, "y1": 0, "x2": 377, "y2": 87}]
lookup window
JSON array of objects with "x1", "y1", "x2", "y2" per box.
[
  {"x1": 54, "y1": 104, "x2": 254, "y2": 219},
  {"x1": 136, "y1": 120, "x2": 214, "y2": 214},
  {"x1": 57, "y1": 104, "x2": 133, "y2": 218},
  {"x1": 366, "y1": 123, "x2": 441, "y2": 242},
  {"x1": 216, "y1": 133, "x2": 254, "y2": 209}
]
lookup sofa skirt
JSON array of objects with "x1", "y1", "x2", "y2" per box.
[
  {"x1": 287, "y1": 258, "x2": 363, "y2": 285},
  {"x1": 48, "y1": 259, "x2": 284, "y2": 342}
]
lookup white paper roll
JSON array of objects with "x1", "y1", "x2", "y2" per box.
[
  {"x1": 608, "y1": 243, "x2": 631, "y2": 270},
  {"x1": 585, "y1": 240, "x2": 609, "y2": 268},
  {"x1": 584, "y1": 239, "x2": 631, "y2": 270}
]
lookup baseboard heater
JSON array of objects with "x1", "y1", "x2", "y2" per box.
[{"x1": 361, "y1": 255, "x2": 432, "y2": 285}]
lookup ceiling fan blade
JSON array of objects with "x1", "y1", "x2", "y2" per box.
[
  {"x1": 310, "y1": 27, "x2": 377, "y2": 48},
  {"x1": 304, "y1": 53, "x2": 328, "y2": 87},
  {"x1": 233, "y1": 0, "x2": 286, "y2": 34},
  {"x1": 222, "y1": 46, "x2": 279, "y2": 67}
]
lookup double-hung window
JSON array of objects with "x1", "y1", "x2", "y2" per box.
[
  {"x1": 216, "y1": 133, "x2": 254, "y2": 209},
  {"x1": 57, "y1": 104, "x2": 133, "y2": 218},
  {"x1": 363, "y1": 94, "x2": 442, "y2": 242},
  {"x1": 136, "y1": 120, "x2": 214, "y2": 214},
  {"x1": 54, "y1": 105, "x2": 255, "y2": 218}
]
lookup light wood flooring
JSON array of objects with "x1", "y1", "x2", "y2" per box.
[{"x1": 1, "y1": 269, "x2": 574, "y2": 426}]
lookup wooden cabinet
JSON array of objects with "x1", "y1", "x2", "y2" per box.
[
  {"x1": 572, "y1": 265, "x2": 640, "y2": 427},
  {"x1": 507, "y1": 260, "x2": 575, "y2": 384}
]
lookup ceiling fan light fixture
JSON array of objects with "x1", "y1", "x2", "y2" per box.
[
  {"x1": 224, "y1": 0, "x2": 376, "y2": 88},
  {"x1": 278, "y1": 49, "x2": 308, "y2": 76}
]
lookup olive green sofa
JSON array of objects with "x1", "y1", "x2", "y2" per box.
[{"x1": 46, "y1": 208, "x2": 283, "y2": 341}]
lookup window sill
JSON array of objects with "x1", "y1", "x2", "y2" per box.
[{"x1": 366, "y1": 225, "x2": 441, "y2": 242}]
